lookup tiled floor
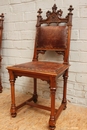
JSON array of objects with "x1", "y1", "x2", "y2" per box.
[{"x1": 0, "y1": 88, "x2": 87, "y2": 130}]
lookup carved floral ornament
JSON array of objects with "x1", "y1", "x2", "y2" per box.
[{"x1": 36, "y1": 4, "x2": 74, "y2": 27}]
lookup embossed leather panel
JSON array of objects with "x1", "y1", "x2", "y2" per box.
[{"x1": 36, "y1": 26, "x2": 68, "y2": 49}]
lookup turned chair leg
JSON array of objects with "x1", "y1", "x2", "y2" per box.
[
  {"x1": 0, "y1": 58, "x2": 2, "y2": 93},
  {"x1": 33, "y1": 78, "x2": 38, "y2": 103},
  {"x1": 0, "y1": 82, "x2": 2, "y2": 93},
  {"x1": 49, "y1": 77, "x2": 56, "y2": 130},
  {"x1": 9, "y1": 71, "x2": 17, "y2": 117},
  {"x1": 62, "y1": 69, "x2": 68, "y2": 110},
  {"x1": 49, "y1": 87, "x2": 56, "y2": 130}
]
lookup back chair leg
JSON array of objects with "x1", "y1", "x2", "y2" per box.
[
  {"x1": 62, "y1": 69, "x2": 68, "y2": 109},
  {"x1": 0, "y1": 82, "x2": 2, "y2": 93},
  {"x1": 33, "y1": 78, "x2": 38, "y2": 103}
]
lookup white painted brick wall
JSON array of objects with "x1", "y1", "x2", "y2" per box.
[{"x1": 0, "y1": 0, "x2": 87, "y2": 107}]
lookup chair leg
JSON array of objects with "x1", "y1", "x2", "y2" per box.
[
  {"x1": 49, "y1": 88, "x2": 56, "y2": 130},
  {"x1": 9, "y1": 71, "x2": 17, "y2": 117},
  {"x1": 62, "y1": 69, "x2": 68, "y2": 109},
  {"x1": 0, "y1": 57, "x2": 2, "y2": 93},
  {"x1": 0, "y1": 80, "x2": 2, "y2": 93},
  {"x1": 33, "y1": 78, "x2": 38, "y2": 103}
]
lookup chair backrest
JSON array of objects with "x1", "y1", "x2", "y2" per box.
[
  {"x1": 0, "y1": 13, "x2": 4, "y2": 46},
  {"x1": 33, "y1": 4, "x2": 73, "y2": 64}
]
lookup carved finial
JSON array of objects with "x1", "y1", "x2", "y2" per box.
[
  {"x1": 0, "y1": 13, "x2": 4, "y2": 20},
  {"x1": 68, "y1": 5, "x2": 74, "y2": 14},
  {"x1": 46, "y1": 11, "x2": 51, "y2": 18},
  {"x1": 37, "y1": 8, "x2": 42, "y2": 16},
  {"x1": 52, "y1": 4, "x2": 57, "y2": 12},
  {"x1": 57, "y1": 9, "x2": 63, "y2": 17}
]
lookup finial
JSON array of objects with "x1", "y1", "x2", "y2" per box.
[
  {"x1": 52, "y1": 4, "x2": 57, "y2": 12},
  {"x1": 68, "y1": 5, "x2": 74, "y2": 14},
  {"x1": 0, "y1": 13, "x2": 4, "y2": 20},
  {"x1": 37, "y1": 8, "x2": 42, "y2": 16},
  {"x1": 57, "y1": 9, "x2": 63, "y2": 17}
]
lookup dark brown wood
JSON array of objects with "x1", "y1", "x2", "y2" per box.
[
  {"x1": 0, "y1": 13, "x2": 4, "y2": 93},
  {"x1": 7, "y1": 4, "x2": 73, "y2": 130}
]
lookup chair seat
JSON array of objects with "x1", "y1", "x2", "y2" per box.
[{"x1": 8, "y1": 61, "x2": 69, "y2": 76}]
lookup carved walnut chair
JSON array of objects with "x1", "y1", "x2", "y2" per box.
[
  {"x1": 7, "y1": 4, "x2": 73, "y2": 130},
  {"x1": 0, "y1": 13, "x2": 4, "y2": 93}
]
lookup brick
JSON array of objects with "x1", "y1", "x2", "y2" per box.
[
  {"x1": 79, "y1": 52, "x2": 87, "y2": 62},
  {"x1": 67, "y1": 82, "x2": 74, "y2": 89},
  {"x1": 2, "y1": 40, "x2": 14, "y2": 49},
  {"x1": 6, "y1": 13, "x2": 23, "y2": 22},
  {"x1": 68, "y1": 72, "x2": 76, "y2": 82},
  {"x1": 80, "y1": 30, "x2": 87, "y2": 40},
  {"x1": 71, "y1": 30, "x2": 79, "y2": 40},
  {"x1": 0, "y1": 5, "x2": 11, "y2": 13},
  {"x1": 80, "y1": 6, "x2": 87, "y2": 17},
  {"x1": 79, "y1": 0, "x2": 87, "y2": 5},
  {"x1": 0, "y1": 0, "x2": 9, "y2": 5},
  {"x1": 13, "y1": 40, "x2": 34, "y2": 50},
  {"x1": 15, "y1": 22, "x2": 36, "y2": 31},
  {"x1": 74, "y1": 83, "x2": 84, "y2": 91},
  {"x1": 36, "y1": 0, "x2": 57, "y2": 10},
  {"x1": 12, "y1": 2, "x2": 36, "y2": 13},
  {"x1": 6, "y1": 31, "x2": 21, "y2": 40},
  {"x1": 79, "y1": 42, "x2": 87, "y2": 51},
  {"x1": 85, "y1": 92, "x2": 87, "y2": 98},
  {"x1": 70, "y1": 41, "x2": 82, "y2": 51},
  {"x1": 70, "y1": 51, "x2": 80, "y2": 62},
  {"x1": 77, "y1": 98, "x2": 86, "y2": 105},
  {"x1": 15, "y1": 58, "x2": 32, "y2": 64},
  {"x1": 67, "y1": 89, "x2": 75, "y2": 96},
  {"x1": 2, "y1": 48, "x2": 21, "y2": 57},
  {"x1": 21, "y1": 31, "x2": 35, "y2": 40},
  {"x1": 76, "y1": 73, "x2": 87, "y2": 84},
  {"x1": 69, "y1": 62, "x2": 87, "y2": 73},
  {"x1": 10, "y1": 0, "x2": 21, "y2": 4},
  {"x1": 84, "y1": 84, "x2": 87, "y2": 91},
  {"x1": 63, "y1": 0, "x2": 79, "y2": 7},
  {"x1": 21, "y1": 0, "x2": 34, "y2": 2},
  {"x1": 75, "y1": 90, "x2": 85, "y2": 98},
  {"x1": 19, "y1": 49, "x2": 33, "y2": 58},
  {"x1": 73, "y1": 18, "x2": 87, "y2": 29},
  {"x1": 2, "y1": 32, "x2": 7, "y2": 40},
  {"x1": 4, "y1": 23, "x2": 15, "y2": 31},
  {"x1": 24, "y1": 12, "x2": 37, "y2": 21},
  {"x1": 67, "y1": 95, "x2": 77, "y2": 104},
  {"x1": 2, "y1": 57, "x2": 16, "y2": 65}
]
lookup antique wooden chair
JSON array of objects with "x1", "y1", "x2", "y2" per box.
[
  {"x1": 0, "y1": 13, "x2": 4, "y2": 93},
  {"x1": 7, "y1": 4, "x2": 73, "y2": 130}
]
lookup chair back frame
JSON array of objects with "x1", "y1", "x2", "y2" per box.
[{"x1": 33, "y1": 4, "x2": 73, "y2": 64}]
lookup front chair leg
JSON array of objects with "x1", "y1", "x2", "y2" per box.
[
  {"x1": 9, "y1": 70, "x2": 17, "y2": 117},
  {"x1": 49, "y1": 88, "x2": 56, "y2": 130}
]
